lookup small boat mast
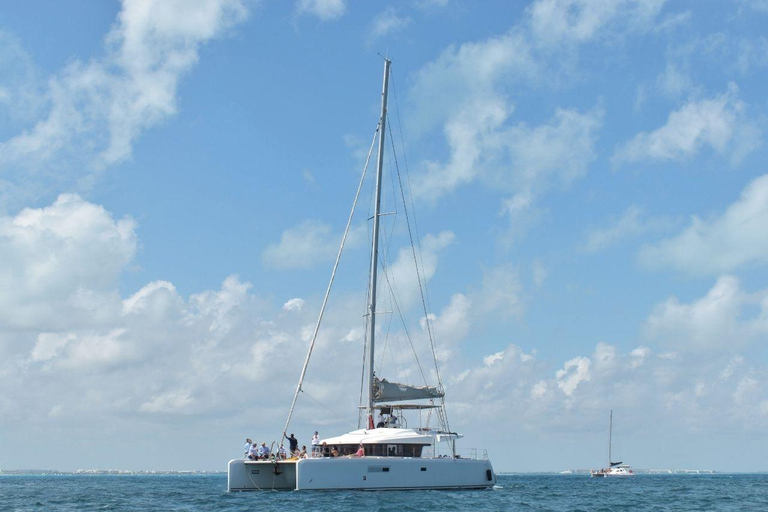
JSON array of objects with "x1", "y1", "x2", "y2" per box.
[{"x1": 607, "y1": 409, "x2": 613, "y2": 469}]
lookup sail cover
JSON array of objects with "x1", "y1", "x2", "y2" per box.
[{"x1": 373, "y1": 377, "x2": 444, "y2": 402}]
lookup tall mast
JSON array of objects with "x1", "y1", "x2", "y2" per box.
[
  {"x1": 608, "y1": 409, "x2": 613, "y2": 467},
  {"x1": 366, "y1": 58, "x2": 391, "y2": 428},
  {"x1": 367, "y1": 59, "x2": 392, "y2": 428}
]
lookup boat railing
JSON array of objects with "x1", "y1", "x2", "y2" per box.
[{"x1": 440, "y1": 449, "x2": 489, "y2": 460}]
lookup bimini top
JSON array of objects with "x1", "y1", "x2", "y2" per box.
[{"x1": 321, "y1": 428, "x2": 438, "y2": 446}]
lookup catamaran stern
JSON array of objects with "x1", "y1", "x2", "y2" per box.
[{"x1": 227, "y1": 459, "x2": 297, "y2": 491}]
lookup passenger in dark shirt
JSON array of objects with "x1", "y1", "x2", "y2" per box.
[{"x1": 287, "y1": 433, "x2": 299, "y2": 454}]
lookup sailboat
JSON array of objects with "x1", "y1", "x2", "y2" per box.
[
  {"x1": 590, "y1": 410, "x2": 634, "y2": 477},
  {"x1": 227, "y1": 59, "x2": 496, "y2": 491}
]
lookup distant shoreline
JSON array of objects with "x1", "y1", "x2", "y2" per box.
[
  {"x1": 3, "y1": 469, "x2": 766, "y2": 476},
  {"x1": 0, "y1": 470, "x2": 225, "y2": 476}
]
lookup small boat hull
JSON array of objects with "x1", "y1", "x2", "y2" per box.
[{"x1": 590, "y1": 467, "x2": 634, "y2": 478}]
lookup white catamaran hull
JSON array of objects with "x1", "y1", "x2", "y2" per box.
[{"x1": 228, "y1": 457, "x2": 496, "y2": 491}]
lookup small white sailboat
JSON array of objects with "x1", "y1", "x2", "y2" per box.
[
  {"x1": 227, "y1": 59, "x2": 496, "y2": 491},
  {"x1": 590, "y1": 410, "x2": 634, "y2": 477}
]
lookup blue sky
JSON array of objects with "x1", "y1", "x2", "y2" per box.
[{"x1": 1, "y1": 0, "x2": 767, "y2": 472}]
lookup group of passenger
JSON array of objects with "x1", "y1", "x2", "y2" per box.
[
  {"x1": 243, "y1": 433, "x2": 313, "y2": 461},
  {"x1": 243, "y1": 439, "x2": 275, "y2": 460},
  {"x1": 243, "y1": 431, "x2": 366, "y2": 460}
]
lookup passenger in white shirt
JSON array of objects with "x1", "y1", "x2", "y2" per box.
[
  {"x1": 311, "y1": 431, "x2": 320, "y2": 455},
  {"x1": 243, "y1": 438, "x2": 252, "y2": 457}
]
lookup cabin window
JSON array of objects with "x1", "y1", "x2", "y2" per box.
[{"x1": 361, "y1": 444, "x2": 427, "y2": 457}]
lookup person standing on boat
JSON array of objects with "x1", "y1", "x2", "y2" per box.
[
  {"x1": 311, "y1": 431, "x2": 320, "y2": 455},
  {"x1": 286, "y1": 433, "x2": 299, "y2": 454},
  {"x1": 243, "y1": 438, "x2": 252, "y2": 457}
]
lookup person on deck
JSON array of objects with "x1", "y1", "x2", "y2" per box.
[
  {"x1": 248, "y1": 443, "x2": 259, "y2": 460},
  {"x1": 353, "y1": 443, "x2": 365, "y2": 457},
  {"x1": 278, "y1": 445, "x2": 287, "y2": 460},
  {"x1": 244, "y1": 438, "x2": 252, "y2": 457},
  {"x1": 258, "y1": 442, "x2": 270, "y2": 459},
  {"x1": 311, "y1": 431, "x2": 320, "y2": 455},
  {"x1": 286, "y1": 433, "x2": 299, "y2": 454},
  {"x1": 299, "y1": 445, "x2": 308, "y2": 458}
]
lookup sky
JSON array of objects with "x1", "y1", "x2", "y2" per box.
[{"x1": 1, "y1": 0, "x2": 767, "y2": 473}]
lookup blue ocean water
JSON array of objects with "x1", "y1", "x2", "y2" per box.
[{"x1": 2, "y1": 474, "x2": 767, "y2": 511}]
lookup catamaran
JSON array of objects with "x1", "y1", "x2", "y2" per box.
[
  {"x1": 590, "y1": 410, "x2": 634, "y2": 477},
  {"x1": 227, "y1": 59, "x2": 496, "y2": 491}
]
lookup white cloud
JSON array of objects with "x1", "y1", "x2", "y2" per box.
[
  {"x1": 382, "y1": 231, "x2": 455, "y2": 310},
  {"x1": 423, "y1": 293, "x2": 471, "y2": 361},
  {"x1": 31, "y1": 332, "x2": 75, "y2": 363},
  {"x1": 295, "y1": 0, "x2": 346, "y2": 21},
  {"x1": 645, "y1": 275, "x2": 768, "y2": 351},
  {"x1": 528, "y1": 0, "x2": 667, "y2": 48},
  {"x1": 584, "y1": 205, "x2": 676, "y2": 253},
  {"x1": 741, "y1": 0, "x2": 768, "y2": 13},
  {"x1": 585, "y1": 206, "x2": 646, "y2": 253},
  {"x1": 484, "y1": 351, "x2": 504, "y2": 366},
  {"x1": 531, "y1": 380, "x2": 548, "y2": 398},
  {"x1": 639, "y1": 174, "x2": 768, "y2": 275},
  {"x1": 412, "y1": 104, "x2": 601, "y2": 208},
  {"x1": 0, "y1": 0, "x2": 249, "y2": 208},
  {"x1": 58, "y1": 329, "x2": 136, "y2": 370},
  {"x1": 283, "y1": 298, "x2": 305, "y2": 311},
  {"x1": 262, "y1": 219, "x2": 364, "y2": 270},
  {"x1": 473, "y1": 264, "x2": 526, "y2": 320},
  {"x1": 655, "y1": 62, "x2": 694, "y2": 99},
  {"x1": 369, "y1": 7, "x2": 411, "y2": 42},
  {"x1": 556, "y1": 356, "x2": 591, "y2": 396},
  {"x1": 630, "y1": 346, "x2": 651, "y2": 368},
  {"x1": 0, "y1": 31, "x2": 44, "y2": 127},
  {"x1": 140, "y1": 389, "x2": 193, "y2": 413},
  {"x1": 613, "y1": 84, "x2": 760, "y2": 166},
  {"x1": 188, "y1": 274, "x2": 253, "y2": 341},
  {"x1": 720, "y1": 355, "x2": 744, "y2": 380},
  {"x1": 0, "y1": 194, "x2": 136, "y2": 330}
]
